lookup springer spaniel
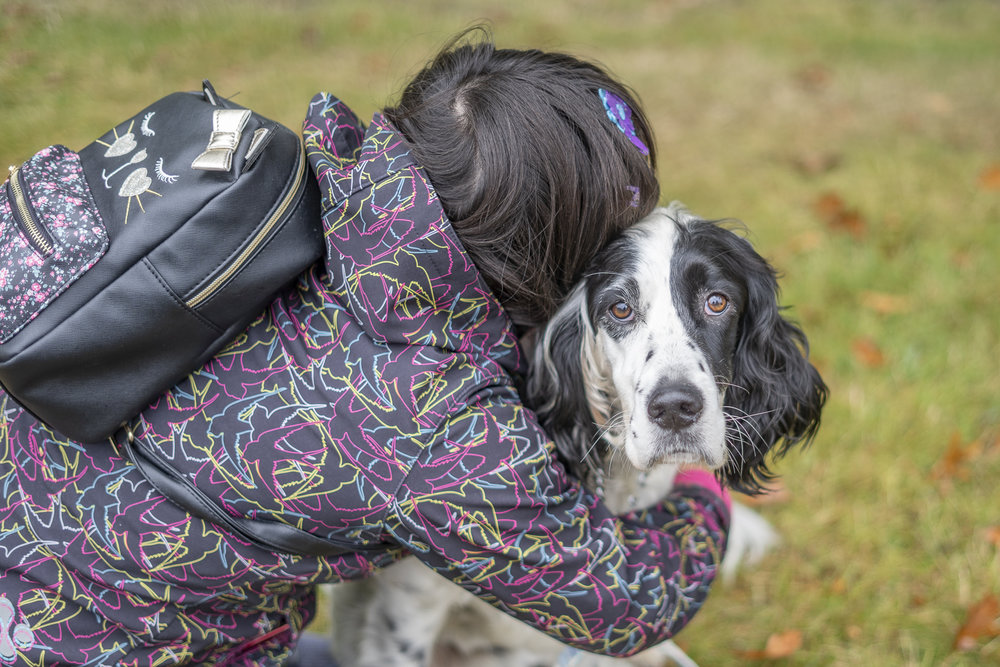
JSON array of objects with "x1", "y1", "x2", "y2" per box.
[{"x1": 328, "y1": 203, "x2": 827, "y2": 666}]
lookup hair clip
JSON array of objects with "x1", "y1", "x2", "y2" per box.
[
  {"x1": 627, "y1": 185, "x2": 641, "y2": 207},
  {"x1": 598, "y1": 89, "x2": 650, "y2": 156}
]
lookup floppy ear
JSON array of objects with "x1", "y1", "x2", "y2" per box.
[
  {"x1": 722, "y1": 237, "x2": 828, "y2": 494},
  {"x1": 525, "y1": 286, "x2": 605, "y2": 483}
]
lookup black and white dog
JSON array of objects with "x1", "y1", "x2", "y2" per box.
[{"x1": 329, "y1": 203, "x2": 827, "y2": 667}]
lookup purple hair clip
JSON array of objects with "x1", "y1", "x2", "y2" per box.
[
  {"x1": 627, "y1": 185, "x2": 641, "y2": 208},
  {"x1": 598, "y1": 88, "x2": 650, "y2": 156}
]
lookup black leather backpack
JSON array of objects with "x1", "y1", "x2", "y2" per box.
[{"x1": 0, "y1": 81, "x2": 323, "y2": 443}]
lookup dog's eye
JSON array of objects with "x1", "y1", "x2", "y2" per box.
[
  {"x1": 609, "y1": 301, "x2": 634, "y2": 321},
  {"x1": 705, "y1": 293, "x2": 729, "y2": 315}
]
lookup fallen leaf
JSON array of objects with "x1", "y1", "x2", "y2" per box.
[
  {"x1": 979, "y1": 164, "x2": 1000, "y2": 191},
  {"x1": 851, "y1": 337, "x2": 885, "y2": 368},
  {"x1": 764, "y1": 630, "x2": 803, "y2": 658},
  {"x1": 813, "y1": 191, "x2": 866, "y2": 238},
  {"x1": 737, "y1": 629, "x2": 804, "y2": 660},
  {"x1": 953, "y1": 594, "x2": 1000, "y2": 651},
  {"x1": 860, "y1": 291, "x2": 911, "y2": 315},
  {"x1": 985, "y1": 526, "x2": 1000, "y2": 549},
  {"x1": 931, "y1": 432, "x2": 985, "y2": 488},
  {"x1": 812, "y1": 191, "x2": 845, "y2": 219},
  {"x1": 932, "y1": 432, "x2": 970, "y2": 482}
]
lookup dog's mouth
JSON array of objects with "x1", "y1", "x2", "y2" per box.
[{"x1": 624, "y1": 437, "x2": 726, "y2": 471}]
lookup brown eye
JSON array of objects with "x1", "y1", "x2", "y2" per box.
[
  {"x1": 705, "y1": 293, "x2": 729, "y2": 315},
  {"x1": 610, "y1": 301, "x2": 633, "y2": 321}
]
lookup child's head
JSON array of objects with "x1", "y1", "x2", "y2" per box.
[{"x1": 384, "y1": 27, "x2": 659, "y2": 330}]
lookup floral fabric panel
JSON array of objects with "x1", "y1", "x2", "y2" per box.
[{"x1": 0, "y1": 145, "x2": 108, "y2": 342}]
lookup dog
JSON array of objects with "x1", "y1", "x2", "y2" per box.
[{"x1": 328, "y1": 203, "x2": 827, "y2": 666}]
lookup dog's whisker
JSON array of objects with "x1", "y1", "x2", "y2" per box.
[
  {"x1": 587, "y1": 415, "x2": 623, "y2": 455},
  {"x1": 727, "y1": 422, "x2": 754, "y2": 460},
  {"x1": 725, "y1": 405, "x2": 779, "y2": 418},
  {"x1": 715, "y1": 377, "x2": 750, "y2": 394},
  {"x1": 725, "y1": 411, "x2": 767, "y2": 448}
]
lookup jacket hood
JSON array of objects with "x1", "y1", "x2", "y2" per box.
[{"x1": 303, "y1": 93, "x2": 523, "y2": 378}]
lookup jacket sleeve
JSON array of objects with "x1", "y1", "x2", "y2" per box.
[{"x1": 383, "y1": 387, "x2": 730, "y2": 658}]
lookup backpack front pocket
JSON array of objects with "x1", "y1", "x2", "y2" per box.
[{"x1": 1, "y1": 145, "x2": 109, "y2": 343}]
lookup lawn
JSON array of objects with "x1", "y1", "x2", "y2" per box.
[{"x1": 3, "y1": 0, "x2": 999, "y2": 664}]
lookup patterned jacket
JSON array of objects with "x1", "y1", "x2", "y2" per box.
[{"x1": 0, "y1": 94, "x2": 730, "y2": 665}]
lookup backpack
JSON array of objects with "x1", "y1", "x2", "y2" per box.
[{"x1": 0, "y1": 81, "x2": 323, "y2": 443}]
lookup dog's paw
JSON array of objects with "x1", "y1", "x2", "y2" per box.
[{"x1": 719, "y1": 501, "x2": 781, "y2": 583}]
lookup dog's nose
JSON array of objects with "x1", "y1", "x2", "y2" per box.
[{"x1": 647, "y1": 381, "x2": 704, "y2": 431}]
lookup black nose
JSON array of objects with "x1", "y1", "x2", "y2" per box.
[{"x1": 647, "y1": 381, "x2": 704, "y2": 431}]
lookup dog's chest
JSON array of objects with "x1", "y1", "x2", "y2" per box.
[{"x1": 597, "y1": 464, "x2": 679, "y2": 514}]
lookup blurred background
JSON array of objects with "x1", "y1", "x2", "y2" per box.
[{"x1": 3, "y1": 0, "x2": 998, "y2": 663}]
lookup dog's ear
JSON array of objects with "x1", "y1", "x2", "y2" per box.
[
  {"x1": 722, "y1": 235, "x2": 827, "y2": 494},
  {"x1": 525, "y1": 286, "x2": 599, "y2": 482}
]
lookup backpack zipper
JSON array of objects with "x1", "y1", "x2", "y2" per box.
[
  {"x1": 6, "y1": 165, "x2": 55, "y2": 256},
  {"x1": 184, "y1": 140, "x2": 308, "y2": 310}
]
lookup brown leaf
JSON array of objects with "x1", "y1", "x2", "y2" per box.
[
  {"x1": 813, "y1": 191, "x2": 866, "y2": 238},
  {"x1": 813, "y1": 191, "x2": 845, "y2": 220},
  {"x1": 979, "y1": 165, "x2": 1000, "y2": 191},
  {"x1": 932, "y1": 432, "x2": 969, "y2": 482},
  {"x1": 851, "y1": 337, "x2": 885, "y2": 368},
  {"x1": 764, "y1": 630, "x2": 803, "y2": 658},
  {"x1": 860, "y1": 291, "x2": 911, "y2": 315},
  {"x1": 953, "y1": 594, "x2": 1000, "y2": 651},
  {"x1": 931, "y1": 432, "x2": 984, "y2": 487},
  {"x1": 737, "y1": 629, "x2": 804, "y2": 660},
  {"x1": 985, "y1": 526, "x2": 1000, "y2": 549}
]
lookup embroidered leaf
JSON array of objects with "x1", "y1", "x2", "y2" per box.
[{"x1": 953, "y1": 594, "x2": 1000, "y2": 651}]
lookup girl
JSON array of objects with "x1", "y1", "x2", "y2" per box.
[{"x1": 0, "y1": 30, "x2": 729, "y2": 665}]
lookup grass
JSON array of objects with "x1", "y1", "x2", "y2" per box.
[{"x1": 3, "y1": 0, "x2": 999, "y2": 664}]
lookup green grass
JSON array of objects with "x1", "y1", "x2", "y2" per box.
[{"x1": 3, "y1": 0, "x2": 999, "y2": 664}]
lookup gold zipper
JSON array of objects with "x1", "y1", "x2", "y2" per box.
[
  {"x1": 184, "y1": 140, "x2": 307, "y2": 310},
  {"x1": 7, "y1": 165, "x2": 54, "y2": 256}
]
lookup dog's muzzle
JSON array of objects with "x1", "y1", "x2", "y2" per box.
[{"x1": 646, "y1": 379, "x2": 704, "y2": 432}]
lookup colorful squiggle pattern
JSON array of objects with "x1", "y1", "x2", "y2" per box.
[{"x1": 0, "y1": 93, "x2": 728, "y2": 664}]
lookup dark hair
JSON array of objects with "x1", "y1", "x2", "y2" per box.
[{"x1": 384, "y1": 28, "x2": 659, "y2": 330}]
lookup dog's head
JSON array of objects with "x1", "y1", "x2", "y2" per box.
[{"x1": 526, "y1": 203, "x2": 826, "y2": 494}]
